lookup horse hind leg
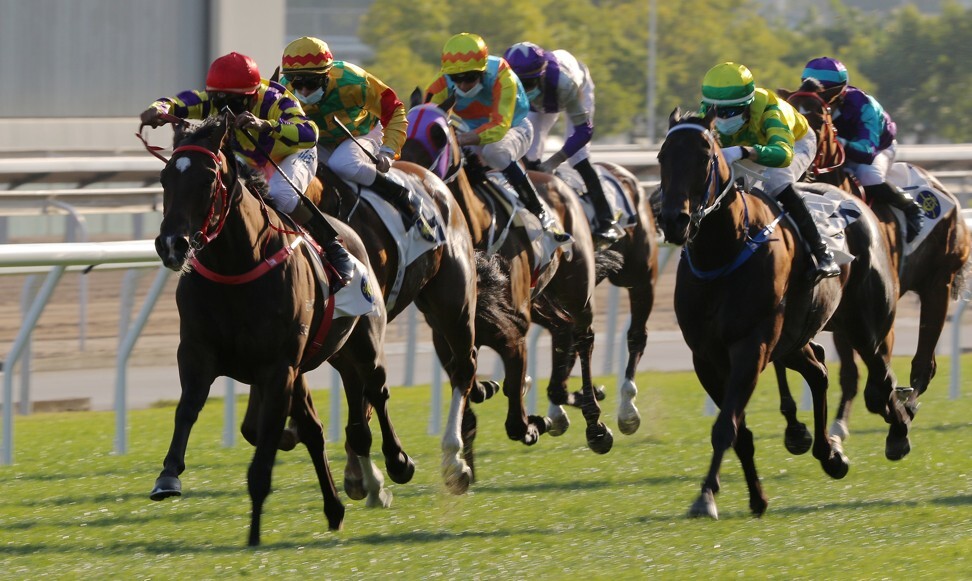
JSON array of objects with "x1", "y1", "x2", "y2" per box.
[
  {"x1": 909, "y1": 281, "x2": 951, "y2": 398},
  {"x1": 829, "y1": 333, "x2": 859, "y2": 443},
  {"x1": 773, "y1": 360, "x2": 812, "y2": 455},
  {"x1": 576, "y1": 327, "x2": 613, "y2": 454},
  {"x1": 617, "y1": 285, "x2": 654, "y2": 435}
]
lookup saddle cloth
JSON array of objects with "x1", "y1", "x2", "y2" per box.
[
  {"x1": 886, "y1": 162, "x2": 955, "y2": 256},
  {"x1": 554, "y1": 164, "x2": 636, "y2": 235}
]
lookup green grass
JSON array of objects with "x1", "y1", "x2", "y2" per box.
[{"x1": 1, "y1": 355, "x2": 970, "y2": 579}]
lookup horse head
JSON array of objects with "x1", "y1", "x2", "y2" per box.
[
  {"x1": 403, "y1": 89, "x2": 461, "y2": 181},
  {"x1": 155, "y1": 114, "x2": 235, "y2": 270},
  {"x1": 656, "y1": 106, "x2": 730, "y2": 244},
  {"x1": 779, "y1": 79, "x2": 845, "y2": 178}
]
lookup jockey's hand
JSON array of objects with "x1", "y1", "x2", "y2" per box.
[
  {"x1": 538, "y1": 151, "x2": 568, "y2": 174},
  {"x1": 456, "y1": 131, "x2": 481, "y2": 147},
  {"x1": 235, "y1": 112, "x2": 271, "y2": 133},
  {"x1": 139, "y1": 106, "x2": 166, "y2": 128},
  {"x1": 722, "y1": 146, "x2": 745, "y2": 166},
  {"x1": 376, "y1": 148, "x2": 396, "y2": 173}
]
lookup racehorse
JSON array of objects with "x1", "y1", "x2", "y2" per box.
[
  {"x1": 779, "y1": 81, "x2": 972, "y2": 446},
  {"x1": 149, "y1": 114, "x2": 396, "y2": 545},
  {"x1": 547, "y1": 160, "x2": 659, "y2": 434},
  {"x1": 308, "y1": 160, "x2": 480, "y2": 495},
  {"x1": 403, "y1": 94, "x2": 612, "y2": 466},
  {"x1": 656, "y1": 108, "x2": 902, "y2": 518}
]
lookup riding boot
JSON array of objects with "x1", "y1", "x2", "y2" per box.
[
  {"x1": 502, "y1": 161, "x2": 548, "y2": 224},
  {"x1": 776, "y1": 184, "x2": 841, "y2": 282},
  {"x1": 289, "y1": 200, "x2": 354, "y2": 292},
  {"x1": 864, "y1": 182, "x2": 924, "y2": 243},
  {"x1": 574, "y1": 158, "x2": 622, "y2": 244}
]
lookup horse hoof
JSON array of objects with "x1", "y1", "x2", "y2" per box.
[
  {"x1": 586, "y1": 423, "x2": 614, "y2": 454},
  {"x1": 344, "y1": 476, "x2": 367, "y2": 501},
  {"x1": 784, "y1": 423, "x2": 813, "y2": 455},
  {"x1": 150, "y1": 476, "x2": 182, "y2": 501},
  {"x1": 470, "y1": 380, "x2": 500, "y2": 403},
  {"x1": 546, "y1": 407, "x2": 569, "y2": 437},
  {"x1": 365, "y1": 488, "x2": 393, "y2": 509},
  {"x1": 593, "y1": 385, "x2": 606, "y2": 401},
  {"x1": 444, "y1": 465, "x2": 472, "y2": 495},
  {"x1": 829, "y1": 419, "x2": 849, "y2": 442},
  {"x1": 617, "y1": 409, "x2": 641, "y2": 435},
  {"x1": 750, "y1": 495, "x2": 768, "y2": 517},
  {"x1": 387, "y1": 452, "x2": 415, "y2": 484},
  {"x1": 530, "y1": 414, "x2": 552, "y2": 436},
  {"x1": 688, "y1": 490, "x2": 718, "y2": 519},
  {"x1": 325, "y1": 501, "x2": 346, "y2": 531},
  {"x1": 823, "y1": 446, "x2": 850, "y2": 480},
  {"x1": 885, "y1": 436, "x2": 911, "y2": 461}
]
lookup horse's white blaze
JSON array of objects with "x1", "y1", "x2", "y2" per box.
[
  {"x1": 441, "y1": 388, "x2": 469, "y2": 489},
  {"x1": 175, "y1": 157, "x2": 191, "y2": 172}
]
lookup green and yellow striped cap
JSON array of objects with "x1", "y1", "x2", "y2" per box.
[{"x1": 701, "y1": 62, "x2": 755, "y2": 106}]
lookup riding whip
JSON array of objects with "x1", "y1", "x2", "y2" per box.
[{"x1": 332, "y1": 116, "x2": 381, "y2": 165}]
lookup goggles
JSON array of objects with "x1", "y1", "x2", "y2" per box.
[
  {"x1": 289, "y1": 75, "x2": 326, "y2": 91},
  {"x1": 715, "y1": 104, "x2": 748, "y2": 119},
  {"x1": 520, "y1": 77, "x2": 540, "y2": 91},
  {"x1": 449, "y1": 71, "x2": 482, "y2": 85},
  {"x1": 209, "y1": 92, "x2": 249, "y2": 114}
]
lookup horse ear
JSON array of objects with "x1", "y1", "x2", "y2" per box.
[
  {"x1": 410, "y1": 87, "x2": 423, "y2": 108},
  {"x1": 270, "y1": 66, "x2": 281, "y2": 84},
  {"x1": 213, "y1": 114, "x2": 231, "y2": 152},
  {"x1": 668, "y1": 107, "x2": 681, "y2": 127},
  {"x1": 440, "y1": 94, "x2": 456, "y2": 112},
  {"x1": 702, "y1": 106, "x2": 718, "y2": 127}
]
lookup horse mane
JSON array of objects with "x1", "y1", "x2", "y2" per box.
[
  {"x1": 172, "y1": 116, "x2": 270, "y2": 198},
  {"x1": 798, "y1": 77, "x2": 825, "y2": 94}
]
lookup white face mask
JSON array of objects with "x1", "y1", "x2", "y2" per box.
[
  {"x1": 526, "y1": 87, "x2": 541, "y2": 101},
  {"x1": 715, "y1": 115, "x2": 745, "y2": 135},
  {"x1": 295, "y1": 87, "x2": 324, "y2": 105},
  {"x1": 454, "y1": 81, "x2": 483, "y2": 99}
]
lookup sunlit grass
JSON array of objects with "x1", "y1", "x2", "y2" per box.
[{"x1": 1, "y1": 354, "x2": 969, "y2": 578}]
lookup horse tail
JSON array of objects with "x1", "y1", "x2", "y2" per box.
[
  {"x1": 474, "y1": 251, "x2": 528, "y2": 336},
  {"x1": 951, "y1": 244, "x2": 972, "y2": 301},
  {"x1": 594, "y1": 248, "x2": 625, "y2": 284}
]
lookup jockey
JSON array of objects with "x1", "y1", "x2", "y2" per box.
[
  {"x1": 503, "y1": 41, "x2": 621, "y2": 244},
  {"x1": 139, "y1": 51, "x2": 354, "y2": 290},
  {"x1": 279, "y1": 36, "x2": 431, "y2": 239},
  {"x1": 426, "y1": 33, "x2": 564, "y2": 236},
  {"x1": 801, "y1": 56, "x2": 923, "y2": 241},
  {"x1": 700, "y1": 62, "x2": 840, "y2": 282}
]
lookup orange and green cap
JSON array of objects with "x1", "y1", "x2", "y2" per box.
[{"x1": 441, "y1": 33, "x2": 488, "y2": 75}]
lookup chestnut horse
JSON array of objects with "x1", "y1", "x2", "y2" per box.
[
  {"x1": 307, "y1": 161, "x2": 480, "y2": 495},
  {"x1": 403, "y1": 95, "x2": 612, "y2": 467},
  {"x1": 779, "y1": 81, "x2": 972, "y2": 446},
  {"x1": 150, "y1": 115, "x2": 400, "y2": 545},
  {"x1": 656, "y1": 108, "x2": 903, "y2": 518}
]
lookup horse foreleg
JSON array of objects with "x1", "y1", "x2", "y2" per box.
[
  {"x1": 858, "y1": 332, "x2": 912, "y2": 461},
  {"x1": 576, "y1": 327, "x2": 613, "y2": 454},
  {"x1": 773, "y1": 360, "x2": 812, "y2": 455},
  {"x1": 497, "y1": 338, "x2": 537, "y2": 444},
  {"x1": 150, "y1": 351, "x2": 216, "y2": 502},
  {"x1": 246, "y1": 368, "x2": 294, "y2": 547},
  {"x1": 687, "y1": 353, "x2": 725, "y2": 519},
  {"x1": 830, "y1": 333, "x2": 859, "y2": 442},
  {"x1": 291, "y1": 375, "x2": 347, "y2": 524},
  {"x1": 428, "y1": 323, "x2": 477, "y2": 494},
  {"x1": 733, "y1": 417, "x2": 768, "y2": 516},
  {"x1": 442, "y1": 386, "x2": 472, "y2": 495}
]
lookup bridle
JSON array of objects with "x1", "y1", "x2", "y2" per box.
[
  {"x1": 662, "y1": 122, "x2": 739, "y2": 241},
  {"x1": 787, "y1": 91, "x2": 846, "y2": 176},
  {"x1": 168, "y1": 144, "x2": 233, "y2": 249}
]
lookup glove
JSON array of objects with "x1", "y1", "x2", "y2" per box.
[
  {"x1": 538, "y1": 151, "x2": 568, "y2": 174},
  {"x1": 376, "y1": 148, "x2": 395, "y2": 173},
  {"x1": 139, "y1": 105, "x2": 166, "y2": 128},
  {"x1": 722, "y1": 146, "x2": 745, "y2": 166},
  {"x1": 235, "y1": 112, "x2": 270, "y2": 133}
]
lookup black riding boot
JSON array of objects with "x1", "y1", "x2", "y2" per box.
[
  {"x1": 369, "y1": 173, "x2": 421, "y2": 230},
  {"x1": 777, "y1": 185, "x2": 841, "y2": 282},
  {"x1": 864, "y1": 182, "x2": 924, "y2": 242},
  {"x1": 289, "y1": 200, "x2": 354, "y2": 292},
  {"x1": 502, "y1": 161, "x2": 548, "y2": 224},
  {"x1": 574, "y1": 158, "x2": 622, "y2": 244}
]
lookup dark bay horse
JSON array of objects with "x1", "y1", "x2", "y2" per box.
[
  {"x1": 404, "y1": 96, "x2": 612, "y2": 463},
  {"x1": 547, "y1": 160, "x2": 659, "y2": 435},
  {"x1": 150, "y1": 115, "x2": 394, "y2": 545},
  {"x1": 780, "y1": 82, "x2": 972, "y2": 446},
  {"x1": 656, "y1": 108, "x2": 902, "y2": 518},
  {"x1": 307, "y1": 161, "x2": 479, "y2": 495}
]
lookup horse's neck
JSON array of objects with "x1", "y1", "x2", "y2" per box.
[
  {"x1": 450, "y1": 171, "x2": 495, "y2": 247},
  {"x1": 206, "y1": 187, "x2": 272, "y2": 267},
  {"x1": 687, "y1": 189, "x2": 752, "y2": 261}
]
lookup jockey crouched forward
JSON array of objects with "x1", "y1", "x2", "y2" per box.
[
  {"x1": 279, "y1": 36, "x2": 433, "y2": 241},
  {"x1": 701, "y1": 61, "x2": 840, "y2": 283},
  {"x1": 139, "y1": 51, "x2": 354, "y2": 291},
  {"x1": 425, "y1": 33, "x2": 569, "y2": 241}
]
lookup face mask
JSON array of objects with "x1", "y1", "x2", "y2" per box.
[
  {"x1": 296, "y1": 87, "x2": 324, "y2": 105},
  {"x1": 526, "y1": 87, "x2": 541, "y2": 101},
  {"x1": 454, "y1": 81, "x2": 483, "y2": 99},
  {"x1": 715, "y1": 115, "x2": 745, "y2": 135}
]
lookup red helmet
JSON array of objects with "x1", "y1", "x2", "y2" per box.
[{"x1": 206, "y1": 52, "x2": 261, "y2": 94}]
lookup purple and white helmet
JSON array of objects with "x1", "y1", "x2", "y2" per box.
[{"x1": 503, "y1": 42, "x2": 547, "y2": 79}]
